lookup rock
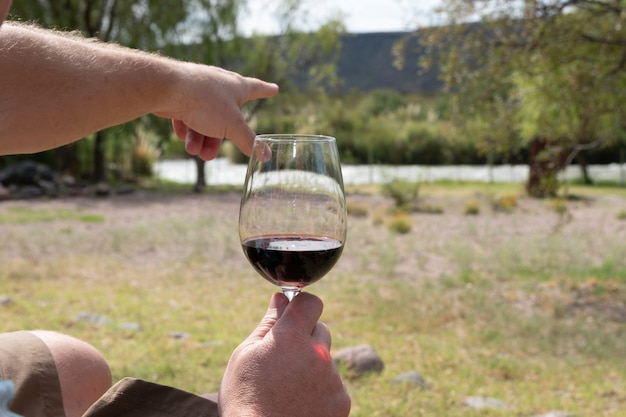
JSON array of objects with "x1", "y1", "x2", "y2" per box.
[
  {"x1": 11, "y1": 185, "x2": 44, "y2": 199},
  {"x1": 37, "y1": 179, "x2": 59, "y2": 197},
  {"x1": 333, "y1": 345, "x2": 384, "y2": 377},
  {"x1": 0, "y1": 160, "x2": 55, "y2": 185},
  {"x1": 73, "y1": 312, "x2": 112, "y2": 326},
  {"x1": 463, "y1": 396, "x2": 509, "y2": 410},
  {"x1": 94, "y1": 182, "x2": 111, "y2": 197},
  {"x1": 169, "y1": 332, "x2": 190, "y2": 340},
  {"x1": 391, "y1": 371, "x2": 429, "y2": 388},
  {"x1": 118, "y1": 322, "x2": 143, "y2": 331},
  {"x1": 0, "y1": 295, "x2": 11, "y2": 305},
  {"x1": 533, "y1": 412, "x2": 575, "y2": 417},
  {"x1": 0, "y1": 160, "x2": 61, "y2": 199}
]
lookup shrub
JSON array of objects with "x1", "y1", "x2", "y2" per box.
[
  {"x1": 492, "y1": 194, "x2": 518, "y2": 213},
  {"x1": 347, "y1": 200, "x2": 369, "y2": 217},
  {"x1": 386, "y1": 213, "x2": 413, "y2": 234},
  {"x1": 381, "y1": 180, "x2": 420, "y2": 210},
  {"x1": 132, "y1": 132, "x2": 161, "y2": 177},
  {"x1": 464, "y1": 199, "x2": 481, "y2": 215}
]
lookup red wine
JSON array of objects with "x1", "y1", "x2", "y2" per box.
[{"x1": 242, "y1": 235, "x2": 343, "y2": 288}]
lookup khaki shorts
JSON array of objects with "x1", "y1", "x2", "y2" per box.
[{"x1": 0, "y1": 331, "x2": 218, "y2": 417}]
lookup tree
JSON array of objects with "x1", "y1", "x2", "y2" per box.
[{"x1": 409, "y1": 0, "x2": 626, "y2": 196}]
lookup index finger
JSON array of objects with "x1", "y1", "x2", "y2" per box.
[
  {"x1": 224, "y1": 115, "x2": 257, "y2": 157},
  {"x1": 226, "y1": 80, "x2": 279, "y2": 156}
]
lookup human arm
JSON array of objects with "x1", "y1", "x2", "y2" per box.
[
  {"x1": 0, "y1": 22, "x2": 278, "y2": 160},
  {"x1": 218, "y1": 293, "x2": 351, "y2": 417}
]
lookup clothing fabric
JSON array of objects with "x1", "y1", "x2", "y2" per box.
[
  {"x1": 0, "y1": 331, "x2": 219, "y2": 417},
  {"x1": 0, "y1": 331, "x2": 64, "y2": 417}
]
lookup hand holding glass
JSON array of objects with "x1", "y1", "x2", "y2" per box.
[{"x1": 239, "y1": 135, "x2": 347, "y2": 301}]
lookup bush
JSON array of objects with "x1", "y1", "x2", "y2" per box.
[
  {"x1": 132, "y1": 133, "x2": 161, "y2": 177},
  {"x1": 464, "y1": 199, "x2": 481, "y2": 215},
  {"x1": 347, "y1": 200, "x2": 369, "y2": 217},
  {"x1": 492, "y1": 194, "x2": 518, "y2": 213},
  {"x1": 381, "y1": 180, "x2": 420, "y2": 210},
  {"x1": 386, "y1": 213, "x2": 413, "y2": 234}
]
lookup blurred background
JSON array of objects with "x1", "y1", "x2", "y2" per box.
[{"x1": 2, "y1": 0, "x2": 626, "y2": 197}]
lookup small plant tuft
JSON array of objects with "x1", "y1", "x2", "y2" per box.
[
  {"x1": 386, "y1": 213, "x2": 413, "y2": 234},
  {"x1": 381, "y1": 180, "x2": 420, "y2": 210},
  {"x1": 491, "y1": 194, "x2": 518, "y2": 213},
  {"x1": 347, "y1": 200, "x2": 369, "y2": 217},
  {"x1": 464, "y1": 199, "x2": 481, "y2": 215},
  {"x1": 548, "y1": 198, "x2": 569, "y2": 214}
]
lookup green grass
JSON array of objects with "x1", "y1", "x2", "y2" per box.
[
  {"x1": 1, "y1": 188, "x2": 625, "y2": 416},
  {"x1": 0, "y1": 207, "x2": 105, "y2": 224}
]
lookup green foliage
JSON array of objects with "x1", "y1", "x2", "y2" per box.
[
  {"x1": 381, "y1": 180, "x2": 420, "y2": 210},
  {"x1": 251, "y1": 91, "x2": 481, "y2": 166},
  {"x1": 132, "y1": 131, "x2": 162, "y2": 177},
  {"x1": 416, "y1": 1, "x2": 626, "y2": 194},
  {"x1": 360, "y1": 90, "x2": 405, "y2": 117}
]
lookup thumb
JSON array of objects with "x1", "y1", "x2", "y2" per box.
[{"x1": 245, "y1": 293, "x2": 289, "y2": 342}]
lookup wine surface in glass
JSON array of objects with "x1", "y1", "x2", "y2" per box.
[{"x1": 242, "y1": 235, "x2": 343, "y2": 289}]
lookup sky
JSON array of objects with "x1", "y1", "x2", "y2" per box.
[{"x1": 239, "y1": 0, "x2": 444, "y2": 36}]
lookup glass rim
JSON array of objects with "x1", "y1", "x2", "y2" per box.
[{"x1": 255, "y1": 134, "x2": 336, "y2": 143}]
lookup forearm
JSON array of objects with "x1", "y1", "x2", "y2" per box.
[{"x1": 0, "y1": 22, "x2": 179, "y2": 155}]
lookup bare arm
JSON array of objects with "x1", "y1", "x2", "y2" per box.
[{"x1": 0, "y1": 22, "x2": 278, "y2": 158}]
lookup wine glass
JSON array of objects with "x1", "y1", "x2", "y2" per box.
[{"x1": 239, "y1": 134, "x2": 347, "y2": 301}]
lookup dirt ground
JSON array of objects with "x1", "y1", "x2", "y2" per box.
[
  {"x1": 2, "y1": 189, "x2": 626, "y2": 280},
  {"x1": 2, "y1": 188, "x2": 626, "y2": 328}
]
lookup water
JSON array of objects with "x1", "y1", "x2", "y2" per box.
[{"x1": 154, "y1": 158, "x2": 626, "y2": 186}]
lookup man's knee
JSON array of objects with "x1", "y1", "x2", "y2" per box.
[{"x1": 30, "y1": 330, "x2": 112, "y2": 417}]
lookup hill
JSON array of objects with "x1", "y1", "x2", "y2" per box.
[{"x1": 336, "y1": 31, "x2": 442, "y2": 94}]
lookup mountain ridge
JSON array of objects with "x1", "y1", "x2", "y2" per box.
[{"x1": 336, "y1": 31, "x2": 441, "y2": 93}]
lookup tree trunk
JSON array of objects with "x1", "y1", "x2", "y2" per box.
[
  {"x1": 54, "y1": 143, "x2": 81, "y2": 177},
  {"x1": 575, "y1": 152, "x2": 592, "y2": 185},
  {"x1": 526, "y1": 137, "x2": 565, "y2": 198},
  {"x1": 193, "y1": 156, "x2": 206, "y2": 193},
  {"x1": 94, "y1": 131, "x2": 107, "y2": 183},
  {"x1": 619, "y1": 148, "x2": 626, "y2": 187}
]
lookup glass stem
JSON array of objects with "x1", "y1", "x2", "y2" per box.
[{"x1": 282, "y1": 288, "x2": 301, "y2": 302}]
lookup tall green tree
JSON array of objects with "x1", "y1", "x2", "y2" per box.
[{"x1": 412, "y1": 0, "x2": 626, "y2": 196}]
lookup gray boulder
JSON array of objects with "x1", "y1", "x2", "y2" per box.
[{"x1": 333, "y1": 344, "x2": 384, "y2": 377}]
